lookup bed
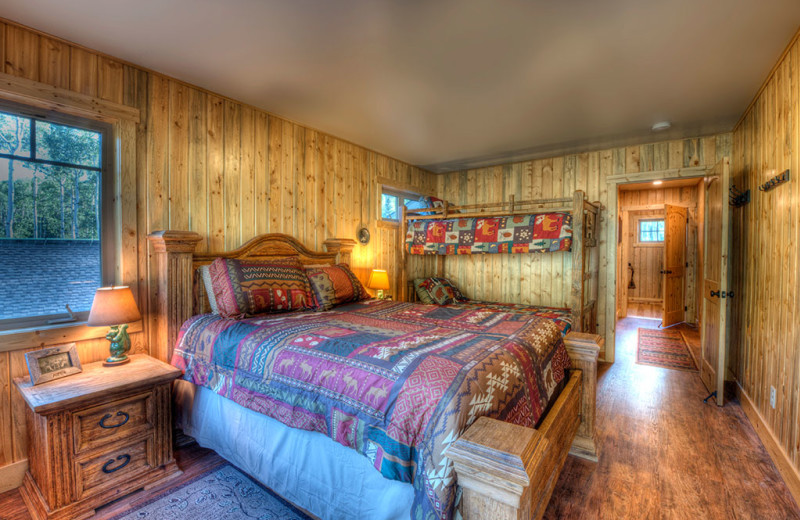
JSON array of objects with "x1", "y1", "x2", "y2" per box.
[{"x1": 148, "y1": 231, "x2": 602, "y2": 520}]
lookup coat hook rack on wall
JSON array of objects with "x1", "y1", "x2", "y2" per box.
[
  {"x1": 759, "y1": 169, "x2": 790, "y2": 192},
  {"x1": 729, "y1": 185, "x2": 750, "y2": 207}
]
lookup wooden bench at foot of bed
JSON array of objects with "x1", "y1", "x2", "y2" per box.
[
  {"x1": 147, "y1": 230, "x2": 600, "y2": 520},
  {"x1": 448, "y1": 332, "x2": 601, "y2": 520}
]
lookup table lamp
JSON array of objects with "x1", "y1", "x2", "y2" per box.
[
  {"x1": 87, "y1": 286, "x2": 142, "y2": 366},
  {"x1": 367, "y1": 269, "x2": 390, "y2": 299}
]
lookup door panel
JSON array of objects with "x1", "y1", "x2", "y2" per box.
[
  {"x1": 662, "y1": 204, "x2": 687, "y2": 327},
  {"x1": 700, "y1": 158, "x2": 730, "y2": 406}
]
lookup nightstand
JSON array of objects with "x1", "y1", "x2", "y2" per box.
[{"x1": 14, "y1": 355, "x2": 183, "y2": 520}]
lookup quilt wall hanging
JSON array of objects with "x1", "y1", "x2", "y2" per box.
[{"x1": 406, "y1": 212, "x2": 573, "y2": 255}]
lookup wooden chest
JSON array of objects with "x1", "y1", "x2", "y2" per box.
[{"x1": 14, "y1": 355, "x2": 182, "y2": 520}]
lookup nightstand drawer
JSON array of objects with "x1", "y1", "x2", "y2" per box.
[
  {"x1": 73, "y1": 392, "x2": 154, "y2": 454},
  {"x1": 75, "y1": 435, "x2": 155, "y2": 500}
]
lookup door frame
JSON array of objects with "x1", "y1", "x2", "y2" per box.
[{"x1": 605, "y1": 165, "x2": 711, "y2": 362}]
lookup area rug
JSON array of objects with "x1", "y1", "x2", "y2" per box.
[
  {"x1": 110, "y1": 464, "x2": 311, "y2": 520},
  {"x1": 636, "y1": 328, "x2": 697, "y2": 372}
]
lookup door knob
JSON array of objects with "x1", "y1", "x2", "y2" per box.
[{"x1": 710, "y1": 290, "x2": 720, "y2": 298}]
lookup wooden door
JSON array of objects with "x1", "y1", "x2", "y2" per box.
[
  {"x1": 700, "y1": 159, "x2": 730, "y2": 406},
  {"x1": 662, "y1": 204, "x2": 687, "y2": 327}
]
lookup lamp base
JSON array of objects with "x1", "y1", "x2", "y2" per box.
[
  {"x1": 103, "y1": 356, "x2": 131, "y2": 367},
  {"x1": 376, "y1": 289, "x2": 385, "y2": 300}
]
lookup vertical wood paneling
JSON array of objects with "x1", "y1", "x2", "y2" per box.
[
  {"x1": 68, "y1": 47, "x2": 97, "y2": 96},
  {"x1": 206, "y1": 95, "x2": 225, "y2": 252},
  {"x1": 731, "y1": 32, "x2": 800, "y2": 481},
  {"x1": 0, "y1": 352, "x2": 10, "y2": 467},
  {"x1": 169, "y1": 82, "x2": 189, "y2": 230},
  {"x1": 97, "y1": 57, "x2": 124, "y2": 104},
  {"x1": 188, "y1": 88, "x2": 208, "y2": 251},
  {"x1": 37, "y1": 37, "x2": 69, "y2": 89},
  {"x1": 4, "y1": 25, "x2": 37, "y2": 80}
]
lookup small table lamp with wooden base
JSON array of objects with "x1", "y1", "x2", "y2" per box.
[{"x1": 87, "y1": 286, "x2": 142, "y2": 366}]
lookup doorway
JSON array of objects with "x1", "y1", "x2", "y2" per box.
[{"x1": 616, "y1": 178, "x2": 704, "y2": 329}]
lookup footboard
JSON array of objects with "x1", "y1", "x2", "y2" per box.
[{"x1": 448, "y1": 332, "x2": 601, "y2": 520}]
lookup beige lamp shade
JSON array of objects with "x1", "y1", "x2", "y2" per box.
[
  {"x1": 87, "y1": 286, "x2": 142, "y2": 326},
  {"x1": 367, "y1": 269, "x2": 390, "y2": 291}
]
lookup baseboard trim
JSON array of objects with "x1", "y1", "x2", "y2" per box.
[
  {"x1": 0, "y1": 459, "x2": 28, "y2": 493},
  {"x1": 736, "y1": 383, "x2": 800, "y2": 504}
]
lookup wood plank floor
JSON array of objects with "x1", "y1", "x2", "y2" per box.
[
  {"x1": 544, "y1": 317, "x2": 800, "y2": 519},
  {"x1": 1, "y1": 317, "x2": 797, "y2": 519}
]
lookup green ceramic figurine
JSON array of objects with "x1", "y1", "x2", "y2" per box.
[{"x1": 105, "y1": 323, "x2": 131, "y2": 365}]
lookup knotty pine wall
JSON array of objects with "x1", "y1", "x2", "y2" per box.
[
  {"x1": 729, "y1": 30, "x2": 800, "y2": 488},
  {"x1": 618, "y1": 184, "x2": 701, "y2": 322},
  {"x1": 436, "y1": 135, "x2": 731, "y2": 357},
  {"x1": 0, "y1": 19, "x2": 434, "y2": 478}
]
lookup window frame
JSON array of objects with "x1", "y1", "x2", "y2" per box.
[
  {"x1": 0, "y1": 99, "x2": 116, "y2": 332},
  {"x1": 380, "y1": 186, "x2": 429, "y2": 222},
  {"x1": 636, "y1": 217, "x2": 665, "y2": 246}
]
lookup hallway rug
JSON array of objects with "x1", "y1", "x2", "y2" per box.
[
  {"x1": 110, "y1": 463, "x2": 311, "y2": 520},
  {"x1": 637, "y1": 328, "x2": 697, "y2": 372}
]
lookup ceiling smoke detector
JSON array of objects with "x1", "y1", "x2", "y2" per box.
[{"x1": 651, "y1": 121, "x2": 672, "y2": 132}]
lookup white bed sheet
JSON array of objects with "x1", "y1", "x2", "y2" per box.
[{"x1": 174, "y1": 380, "x2": 415, "y2": 520}]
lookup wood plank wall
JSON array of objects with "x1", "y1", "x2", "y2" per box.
[
  {"x1": 436, "y1": 136, "x2": 731, "y2": 356},
  {"x1": 730, "y1": 30, "x2": 800, "y2": 482},
  {"x1": 618, "y1": 185, "x2": 700, "y2": 322},
  {"x1": 0, "y1": 19, "x2": 435, "y2": 477}
]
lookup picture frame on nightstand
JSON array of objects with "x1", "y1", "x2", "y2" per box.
[{"x1": 24, "y1": 342, "x2": 82, "y2": 385}]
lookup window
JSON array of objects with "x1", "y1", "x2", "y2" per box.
[
  {"x1": 639, "y1": 219, "x2": 665, "y2": 243},
  {"x1": 0, "y1": 104, "x2": 112, "y2": 329},
  {"x1": 381, "y1": 187, "x2": 429, "y2": 221}
]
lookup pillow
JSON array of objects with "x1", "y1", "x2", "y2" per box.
[
  {"x1": 413, "y1": 277, "x2": 467, "y2": 305},
  {"x1": 199, "y1": 265, "x2": 219, "y2": 314},
  {"x1": 306, "y1": 264, "x2": 369, "y2": 311},
  {"x1": 209, "y1": 257, "x2": 313, "y2": 318}
]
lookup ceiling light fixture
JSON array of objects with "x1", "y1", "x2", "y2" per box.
[
  {"x1": 652, "y1": 121, "x2": 671, "y2": 132},
  {"x1": 653, "y1": 180, "x2": 663, "y2": 185}
]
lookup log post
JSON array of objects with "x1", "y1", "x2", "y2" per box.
[
  {"x1": 570, "y1": 190, "x2": 586, "y2": 332},
  {"x1": 563, "y1": 331, "x2": 602, "y2": 461},
  {"x1": 147, "y1": 230, "x2": 202, "y2": 362}
]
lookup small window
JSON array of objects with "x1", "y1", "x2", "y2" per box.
[
  {"x1": 0, "y1": 104, "x2": 112, "y2": 329},
  {"x1": 639, "y1": 219, "x2": 665, "y2": 242},
  {"x1": 381, "y1": 187, "x2": 428, "y2": 221}
]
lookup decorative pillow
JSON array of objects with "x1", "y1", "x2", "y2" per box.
[
  {"x1": 208, "y1": 257, "x2": 313, "y2": 318},
  {"x1": 413, "y1": 277, "x2": 467, "y2": 305},
  {"x1": 199, "y1": 265, "x2": 219, "y2": 314},
  {"x1": 306, "y1": 264, "x2": 369, "y2": 311}
]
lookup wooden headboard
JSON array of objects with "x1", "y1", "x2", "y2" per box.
[{"x1": 147, "y1": 231, "x2": 356, "y2": 362}]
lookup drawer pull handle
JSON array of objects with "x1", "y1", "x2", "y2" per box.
[
  {"x1": 101, "y1": 454, "x2": 130, "y2": 474},
  {"x1": 99, "y1": 411, "x2": 129, "y2": 429}
]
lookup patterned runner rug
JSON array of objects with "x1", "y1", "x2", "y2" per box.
[
  {"x1": 636, "y1": 328, "x2": 697, "y2": 372},
  {"x1": 110, "y1": 464, "x2": 311, "y2": 520}
]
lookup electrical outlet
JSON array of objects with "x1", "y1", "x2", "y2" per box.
[{"x1": 770, "y1": 386, "x2": 777, "y2": 409}]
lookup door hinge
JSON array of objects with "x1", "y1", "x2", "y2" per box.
[
  {"x1": 685, "y1": 262, "x2": 688, "y2": 267},
  {"x1": 684, "y1": 306, "x2": 688, "y2": 311}
]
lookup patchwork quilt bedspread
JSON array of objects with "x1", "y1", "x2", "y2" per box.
[
  {"x1": 171, "y1": 300, "x2": 570, "y2": 520},
  {"x1": 455, "y1": 300, "x2": 573, "y2": 336}
]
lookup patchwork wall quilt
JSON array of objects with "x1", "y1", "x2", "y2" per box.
[
  {"x1": 406, "y1": 212, "x2": 572, "y2": 255},
  {"x1": 172, "y1": 300, "x2": 570, "y2": 520}
]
